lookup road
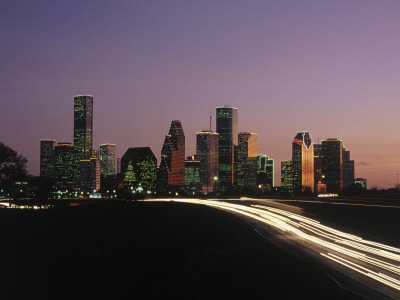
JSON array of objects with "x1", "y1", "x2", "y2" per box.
[{"x1": 148, "y1": 198, "x2": 400, "y2": 300}]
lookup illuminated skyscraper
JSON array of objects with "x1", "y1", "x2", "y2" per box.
[
  {"x1": 74, "y1": 95, "x2": 93, "y2": 160},
  {"x1": 79, "y1": 157, "x2": 100, "y2": 194},
  {"x1": 237, "y1": 132, "x2": 258, "y2": 191},
  {"x1": 322, "y1": 138, "x2": 343, "y2": 192},
  {"x1": 100, "y1": 144, "x2": 116, "y2": 177},
  {"x1": 342, "y1": 146, "x2": 355, "y2": 190},
  {"x1": 281, "y1": 160, "x2": 294, "y2": 194},
  {"x1": 121, "y1": 147, "x2": 157, "y2": 192},
  {"x1": 158, "y1": 120, "x2": 185, "y2": 192},
  {"x1": 292, "y1": 132, "x2": 314, "y2": 193},
  {"x1": 216, "y1": 106, "x2": 238, "y2": 191},
  {"x1": 313, "y1": 143, "x2": 325, "y2": 193},
  {"x1": 196, "y1": 131, "x2": 219, "y2": 193},
  {"x1": 40, "y1": 139, "x2": 55, "y2": 178},
  {"x1": 54, "y1": 143, "x2": 76, "y2": 192},
  {"x1": 257, "y1": 154, "x2": 274, "y2": 190}
]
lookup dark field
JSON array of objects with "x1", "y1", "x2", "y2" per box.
[{"x1": 0, "y1": 201, "x2": 364, "y2": 299}]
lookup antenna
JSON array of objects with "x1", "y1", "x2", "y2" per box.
[{"x1": 209, "y1": 106, "x2": 212, "y2": 131}]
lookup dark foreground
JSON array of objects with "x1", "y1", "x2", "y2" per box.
[{"x1": 0, "y1": 201, "x2": 364, "y2": 299}]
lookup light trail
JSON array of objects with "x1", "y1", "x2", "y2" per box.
[{"x1": 146, "y1": 198, "x2": 400, "y2": 298}]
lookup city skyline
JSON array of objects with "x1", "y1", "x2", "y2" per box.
[{"x1": 2, "y1": 1, "x2": 400, "y2": 188}]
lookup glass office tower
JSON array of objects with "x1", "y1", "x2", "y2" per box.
[
  {"x1": 74, "y1": 95, "x2": 93, "y2": 160},
  {"x1": 292, "y1": 132, "x2": 314, "y2": 193},
  {"x1": 54, "y1": 143, "x2": 76, "y2": 192},
  {"x1": 196, "y1": 131, "x2": 219, "y2": 193},
  {"x1": 322, "y1": 138, "x2": 343, "y2": 192},
  {"x1": 257, "y1": 154, "x2": 274, "y2": 190},
  {"x1": 100, "y1": 144, "x2": 116, "y2": 177},
  {"x1": 216, "y1": 106, "x2": 238, "y2": 191},
  {"x1": 281, "y1": 160, "x2": 294, "y2": 194},
  {"x1": 237, "y1": 132, "x2": 258, "y2": 191},
  {"x1": 40, "y1": 139, "x2": 56, "y2": 178}
]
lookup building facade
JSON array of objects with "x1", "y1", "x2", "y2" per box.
[
  {"x1": 54, "y1": 143, "x2": 76, "y2": 192},
  {"x1": 100, "y1": 144, "x2": 116, "y2": 177},
  {"x1": 292, "y1": 132, "x2": 314, "y2": 193},
  {"x1": 196, "y1": 131, "x2": 219, "y2": 193},
  {"x1": 342, "y1": 146, "x2": 355, "y2": 190},
  {"x1": 158, "y1": 120, "x2": 185, "y2": 192},
  {"x1": 281, "y1": 160, "x2": 294, "y2": 194},
  {"x1": 74, "y1": 95, "x2": 93, "y2": 160},
  {"x1": 322, "y1": 138, "x2": 343, "y2": 192},
  {"x1": 40, "y1": 139, "x2": 56, "y2": 178},
  {"x1": 121, "y1": 147, "x2": 157, "y2": 193},
  {"x1": 237, "y1": 132, "x2": 258, "y2": 191},
  {"x1": 79, "y1": 157, "x2": 100, "y2": 194},
  {"x1": 257, "y1": 154, "x2": 274, "y2": 191},
  {"x1": 216, "y1": 106, "x2": 238, "y2": 191}
]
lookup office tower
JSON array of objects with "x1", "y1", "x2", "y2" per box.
[
  {"x1": 40, "y1": 139, "x2": 56, "y2": 178},
  {"x1": 281, "y1": 160, "x2": 294, "y2": 194},
  {"x1": 322, "y1": 138, "x2": 343, "y2": 192},
  {"x1": 313, "y1": 143, "x2": 325, "y2": 193},
  {"x1": 342, "y1": 146, "x2": 355, "y2": 190},
  {"x1": 185, "y1": 156, "x2": 201, "y2": 185},
  {"x1": 216, "y1": 106, "x2": 238, "y2": 191},
  {"x1": 54, "y1": 143, "x2": 76, "y2": 192},
  {"x1": 196, "y1": 131, "x2": 219, "y2": 193},
  {"x1": 79, "y1": 157, "x2": 100, "y2": 194},
  {"x1": 237, "y1": 132, "x2": 258, "y2": 191},
  {"x1": 100, "y1": 144, "x2": 116, "y2": 177},
  {"x1": 74, "y1": 95, "x2": 93, "y2": 160},
  {"x1": 158, "y1": 120, "x2": 185, "y2": 192},
  {"x1": 257, "y1": 154, "x2": 274, "y2": 191},
  {"x1": 292, "y1": 132, "x2": 314, "y2": 193},
  {"x1": 121, "y1": 147, "x2": 157, "y2": 192}
]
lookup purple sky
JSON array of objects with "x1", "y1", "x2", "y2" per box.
[{"x1": 1, "y1": 0, "x2": 400, "y2": 188}]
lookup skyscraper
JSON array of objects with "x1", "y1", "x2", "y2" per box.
[
  {"x1": 40, "y1": 139, "x2": 55, "y2": 178},
  {"x1": 158, "y1": 120, "x2": 185, "y2": 192},
  {"x1": 121, "y1": 147, "x2": 158, "y2": 193},
  {"x1": 216, "y1": 106, "x2": 238, "y2": 191},
  {"x1": 74, "y1": 95, "x2": 93, "y2": 160},
  {"x1": 257, "y1": 154, "x2": 274, "y2": 190},
  {"x1": 196, "y1": 131, "x2": 219, "y2": 193},
  {"x1": 54, "y1": 143, "x2": 76, "y2": 192},
  {"x1": 322, "y1": 138, "x2": 343, "y2": 192},
  {"x1": 313, "y1": 143, "x2": 325, "y2": 193},
  {"x1": 100, "y1": 144, "x2": 116, "y2": 177},
  {"x1": 79, "y1": 157, "x2": 100, "y2": 194},
  {"x1": 342, "y1": 146, "x2": 354, "y2": 190},
  {"x1": 237, "y1": 132, "x2": 258, "y2": 191},
  {"x1": 281, "y1": 160, "x2": 294, "y2": 194},
  {"x1": 292, "y1": 132, "x2": 314, "y2": 193}
]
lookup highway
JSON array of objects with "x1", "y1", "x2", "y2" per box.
[{"x1": 148, "y1": 198, "x2": 400, "y2": 299}]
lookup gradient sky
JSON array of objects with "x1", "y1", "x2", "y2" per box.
[{"x1": 1, "y1": 0, "x2": 400, "y2": 188}]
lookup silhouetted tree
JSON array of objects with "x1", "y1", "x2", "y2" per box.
[{"x1": 0, "y1": 141, "x2": 28, "y2": 186}]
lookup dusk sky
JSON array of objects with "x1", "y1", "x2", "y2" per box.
[{"x1": 1, "y1": 0, "x2": 400, "y2": 188}]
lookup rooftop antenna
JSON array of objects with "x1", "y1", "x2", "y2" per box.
[{"x1": 209, "y1": 106, "x2": 212, "y2": 131}]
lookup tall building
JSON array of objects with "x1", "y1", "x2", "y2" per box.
[
  {"x1": 54, "y1": 143, "x2": 76, "y2": 192},
  {"x1": 237, "y1": 132, "x2": 258, "y2": 191},
  {"x1": 158, "y1": 120, "x2": 185, "y2": 192},
  {"x1": 342, "y1": 146, "x2": 355, "y2": 190},
  {"x1": 196, "y1": 131, "x2": 219, "y2": 193},
  {"x1": 216, "y1": 106, "x2": 238, "y2": 191},
  {"x1": 322, "y1": 138, "x2": 343, "y2": 192},
  {"x1": 292, "y1": 132, "x2": 314, "y2": 193},
  {"x1": 257, "y1": 154, "x2": 274, "y2": 190},
  {"x1": 74, "y1": 95, "x2": 93, "y2": 160},
  {"x1": 184, "y1": 156, "x2": 201, "y2": 195},
  {"x1": 281, "y1": 160, "x2": 294, "y2": 194},
  {"x1": 313, "y1": 143, "x2": 325, "y2": 193},
  {"x1": 121, "y1": 147, "x2": 157, "y2": 193},
  {"x1": 40, "y1": 139, "x2": 56, "y2": 178},
  {"x1": 100, "y1": 144, "x2": 116, "y2": 177},
  {"x1": 79, "y1": 157, "x2": 100, "y2": 194}
]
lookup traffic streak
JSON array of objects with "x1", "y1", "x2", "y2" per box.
[{"x1": 148, "y1": 198, "x2": 400, "y2": 298}]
